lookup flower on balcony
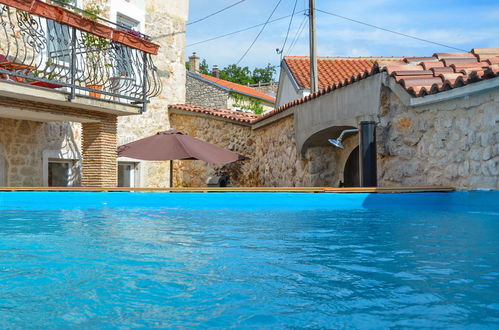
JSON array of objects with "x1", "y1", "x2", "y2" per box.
[{"x1": 122, "y1": 28, "x2": 151, "y2": 41}]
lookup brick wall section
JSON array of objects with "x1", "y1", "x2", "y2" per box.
[
  {"x1": 81, "y1": 115, "x2": 118, "y2": 187},
  {"x1": 186, "y1": 74, "x2": 230, "y2": 109}
]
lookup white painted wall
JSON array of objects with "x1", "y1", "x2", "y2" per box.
[
  {"x1": 110, "y1": 0, "x2": 146, "y2": 31},
  {"x1": 276, "y1": 68, "x2": 308, "y2": 107}
]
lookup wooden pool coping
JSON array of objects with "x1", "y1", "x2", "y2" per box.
[{"x1": 0, "y1": 186, "x2": 455, "y2": 193}]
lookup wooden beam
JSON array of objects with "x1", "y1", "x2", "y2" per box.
[{"x1": 0, "y1": 186, "x2": 455, "y2": 193}]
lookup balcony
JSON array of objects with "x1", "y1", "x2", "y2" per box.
[{"x1": 0, "y1": 0, "x2": 162, "y2": 114}]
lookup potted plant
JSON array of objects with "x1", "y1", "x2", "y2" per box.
[
  {"x1": 59, "y1": 3, "x2": 113, "y2": 39},
  {"x1": 82, "y1": 32, "x2": 110, "y2": 98},
  {"x1": 112, "y1": 28, "x2": 159, "y2": 55}
]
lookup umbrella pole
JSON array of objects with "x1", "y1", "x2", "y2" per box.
[{"x1": 169, "y1": 159, "x2": 173, "y2": 187}]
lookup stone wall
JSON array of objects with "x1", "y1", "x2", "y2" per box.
[
  {"x1": 187, "y1": 75, "x2": 276, "y2": 113},
  {"x1": 169, "y1": 113, "x2": 349, "y2": 187},
  {"x1": 170, "y1": 84, "x2": 498, "y2": 190},
  {"x1": 378, "y1": 87, "x2": 498, "y2": 189},
  {"x1": 0, "y1": 118, "x2": 81, "y2": 186},
  {"x1": 186, "y1": 74, "x2": 229, "y2": 109}
]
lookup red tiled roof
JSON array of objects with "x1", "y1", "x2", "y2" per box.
[
  {"x1": 168, "y1": 104, "x2": 260, "y2": 124},
  {"x1": 197, "y1": 73, "x2": 276, "y2": 103},
  {"x1": 173, "y1": 49, "x2": 499, "y2": 125},
  {"x1": 284, "y1": 56, "x2": 405, "y2": 90},
  {"x1": 377, "y1": 48, "x2": 499, "y2": 97}
]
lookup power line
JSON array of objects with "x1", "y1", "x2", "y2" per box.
[
  {"x1": 286, "y1": 14, "x2": 307, "y2": 55},
  {"x1": 277, "y1": 0, "x2": 298, "y2": 59},
  {"x1": 236, "y1": 0, "x2": 284, "y2": 65},
  {"x1": 187, "y1": 0, "x2": 246, "y2": 26},
  {"x1": 187, "y1": 10, "x2": 306, "y2": 48},
  {"x1": 316, "y1": 8, "x2": 467, "y2": 52}
]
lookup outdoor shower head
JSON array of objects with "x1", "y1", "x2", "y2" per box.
[
  {"x1": 328, "y1": 128, "x2": 359, "y2": 149},
  {"x1": 328, "y1": 138, "x2": 345, "y2": 149}
]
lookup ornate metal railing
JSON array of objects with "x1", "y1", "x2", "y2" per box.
[{"x1": 0, "y1": 2, "x2": 162, "y2": 112}]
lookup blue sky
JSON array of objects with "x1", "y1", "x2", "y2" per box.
[{"x1": 186, "y1": 0, "x2": 498, "y2": 71}]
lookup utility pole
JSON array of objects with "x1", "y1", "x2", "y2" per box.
[{"x1": 308, "y1": 0, "x2": 318, "y2": 93}]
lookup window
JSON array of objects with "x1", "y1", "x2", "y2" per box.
[
  {"x1": 117, "y1": 13, "x2": 140, "y2": 30},
  {"x1": 43, "y1": 149, "x2": 80, "y2": 187},
  {"x1": 47, "y1": 21, "x2": 72, "y2": 63},
  {"x1": 46, "y1": 0, "x2": 79, "y2": 64},
  {"x1": 114, "y1": 13, "x2": 141, "y2": 77},
  {"x1": 118, "y1": 162, "x2": 139, "y2": 187},
  {"x1": 48, "y1": 160, "x2": 73, "y2": 187}
]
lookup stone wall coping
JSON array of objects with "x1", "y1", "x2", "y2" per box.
[
  {"x1": 169, "y1": 107, "x2": 253, "y2": 127},
  {"x1": 252, "y1": 107, "x2": 294, "y2": 130}
]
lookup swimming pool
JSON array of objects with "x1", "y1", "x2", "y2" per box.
[{"x1": 0, "y1": 191, "x2": 498, "y2": 328}]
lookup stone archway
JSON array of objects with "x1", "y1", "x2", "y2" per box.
[{"x1": 343, "y1": 146, "x2": 359, "y2": 187}]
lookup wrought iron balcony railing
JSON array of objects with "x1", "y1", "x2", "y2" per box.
[{"x1": 0, "y1": 0, "x2": 162, "y2": 112}]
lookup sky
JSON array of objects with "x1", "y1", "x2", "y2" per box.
[{"x1": 185, "y1": 0, "x2": 498, "y2": 72}]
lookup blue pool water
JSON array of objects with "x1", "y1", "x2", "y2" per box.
[{"x1": 0, "y1": 191, "x2": 498, "y2": 328}]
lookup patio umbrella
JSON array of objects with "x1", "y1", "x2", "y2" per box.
[{"x1": 117, "y1": 129, "x2": 243, "y2": 186}]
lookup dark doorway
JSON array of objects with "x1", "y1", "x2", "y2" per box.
[{"x1": 344, "y1": 146, "x2": 360, "y2": 187}]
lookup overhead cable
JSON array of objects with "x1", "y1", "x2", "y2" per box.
[
  {"x1": 235, "y1": 0, "x2": 284, "y2": 65},
  {"x1": 286, "y1": 14, "x2": 308, "y2": 56},
  {"x1": 277, "y1": 0, "x2": 298, "y2": 58},
  {"x1": 186, "y1": 9, "x2": 306, "y2": 47},
  {"x1": 187, "y1": 0, "x2": 247, "y2": 26},
  {"x1": 316, "y1": 8, "x2": 467, "y2": 52}
]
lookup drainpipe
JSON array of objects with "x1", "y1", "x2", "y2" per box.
[{"x1": 359, "y1": 121, "x2": 377, "y2": 187}]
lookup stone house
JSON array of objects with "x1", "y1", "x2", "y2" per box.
[
  {"x1": 276, "y1": 56, "x2": 406, "y2": 107},
  {"x1": 169, "y1": 48, "x2": 499, "y2": 190},
  {"x1": 0, "y1": 0, "x2": 188, "y2": 187},
  {"x1": 186, "y1": 53, "x2": 275, "y2": 113}
]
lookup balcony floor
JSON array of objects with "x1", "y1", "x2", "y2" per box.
[{"x1": 0, "y1": 80, "x2": 141, "y2": 123}]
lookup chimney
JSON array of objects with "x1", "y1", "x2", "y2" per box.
[
  {"x1": 188, "y1": 52, "x2": 200, "y2": 73},
  {"x1": 212, "y1": 65, "x2": 220, "y2": 78}
]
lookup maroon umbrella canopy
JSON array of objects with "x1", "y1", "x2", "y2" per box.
[{"x1": 118, "y1": 129, "x2": 241, "y2": 165}]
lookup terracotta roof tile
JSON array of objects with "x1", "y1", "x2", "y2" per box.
[
  {"x1": 273, "y1": 48, "x2": 499, "y2": 112},
  {"x1": 172, "y1": 48, "x2": 499, "y2": 125},
  {"x1": 283, "y1": 56, "x2": 404, "y2": 90},
  {"x1": 197, "y1": 73, "x2": 276, "y2": 103},
  {"x1": 168, "y1": 104, "x2": 260, "y2": 123},
  {"x1": 376, "y1": 48, "x2": 499, "y2": 97}
]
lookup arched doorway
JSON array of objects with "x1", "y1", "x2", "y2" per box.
[{"x1": 343, "y1": 146, "x2": 359, "y2": 187}]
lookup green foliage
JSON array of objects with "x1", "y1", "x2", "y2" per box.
[
  {"x1": 252, "y1": 63, "x2": 276, "y2": 84},
  {"x1": 54, "y1": 0, "x2": 75, "y2": 7},
  {"x1": 188, "y1": 58, "x2": 276, "y2": 85},
  {"x1": 230, "y1": 92, "x2": 264, "y2": 114},
  {"x1": 199, "y1": 59, "x2": 210, "y2": 75},
  {"x1": 185, "y1": 59, "x2": 210, "y2": 75},
  {"x1": 81, "y1": 4, "x2": 102, "y2": 20},
  {"x1": 82, "y1": 33, "x2": 109, "y2": 50},
  {"x1": 220, "y1": 64, "x2": 252, "y2": 85}
]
